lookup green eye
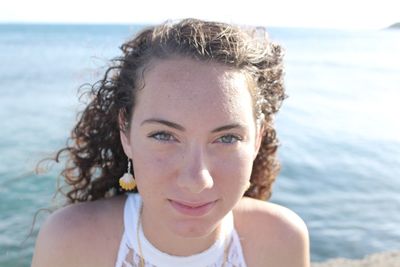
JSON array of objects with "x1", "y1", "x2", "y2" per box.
[
  {"x1": 149, "y1": 132, "x2": 175, "y2": 142},
  {"x1": 217, "y1": 135, "x2": 241, "y2": 144}
]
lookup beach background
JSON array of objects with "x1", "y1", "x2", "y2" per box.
[{"x1": 0, "y1": 23, "x2": 399, "y2": 266}]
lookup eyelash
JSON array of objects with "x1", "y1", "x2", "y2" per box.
[
  {"x1": 148, "y1": 131, "x2": 176, "y2": 142},
  {"x1": 148, "y1": 132, "x2": 242, "y2": 144},
  {"x1": 215, "y1": 134, "x2": 243, "y2": 144}
]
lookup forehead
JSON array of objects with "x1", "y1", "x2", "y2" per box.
[{"x1": 133, "y1": 58, "x2": 255, "y2": 125}]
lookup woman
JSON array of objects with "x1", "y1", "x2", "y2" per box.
[{"x1": 32, "y1": 18, "x2": 309, "y2": 267}]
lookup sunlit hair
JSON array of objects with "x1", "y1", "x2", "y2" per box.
[{"x1": 40, "y1": 18, "x2": 286, "y2": 204}]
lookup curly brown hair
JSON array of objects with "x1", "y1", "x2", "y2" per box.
[{"x1": 41, "y1": 18, "x2": 286, "y2": 204}]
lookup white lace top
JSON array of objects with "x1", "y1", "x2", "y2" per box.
[{"x1": 115, "y1": 193, "x2": 247, "y2": 267}]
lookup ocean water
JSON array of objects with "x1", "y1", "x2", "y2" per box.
[{"x1": 0, "y1": 24, "x2": 399, "y2": 266}]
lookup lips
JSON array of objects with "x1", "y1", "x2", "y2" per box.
[{"x1": 169, "y1": 199, "x2": 217, "y2": 217}]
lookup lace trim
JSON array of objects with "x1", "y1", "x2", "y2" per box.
[{"x1": 119, "y1": 235, "x2": 246, "y2": 267}]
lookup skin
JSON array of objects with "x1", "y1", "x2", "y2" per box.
[
  {"x1": 120, "y1": 57, "x2": 261, "y2": 256},
  {"x1": 31, "y1": 58, "x2": 310, "y2": 267}
]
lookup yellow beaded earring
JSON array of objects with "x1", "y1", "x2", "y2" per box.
[{"x1": 119, "y1": 158, "x2": 136, "y2": 190}]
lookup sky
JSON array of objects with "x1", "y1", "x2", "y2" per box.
[{"x1": 1, "y1": 0, "x2": 399, "y2": 29}]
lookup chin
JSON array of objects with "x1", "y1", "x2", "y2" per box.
[{"x1": 170, "y1": 219, "x2": 218, "y2": 239}]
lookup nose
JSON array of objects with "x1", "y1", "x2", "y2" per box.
[{"x1": 176, "y1": 145, "x2": 214, "y2": 194}]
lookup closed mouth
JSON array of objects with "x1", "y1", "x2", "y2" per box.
[{"x1": 168, "y1": 199, "x2": 217, "y2": 216}]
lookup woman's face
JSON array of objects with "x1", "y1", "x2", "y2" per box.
[{"x1": 121, "y1": 57, "x2": 262, "y2": 238}]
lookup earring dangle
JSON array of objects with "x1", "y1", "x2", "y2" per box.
[{"x1": 119, "y1": 158, "x2": 136, "y2": 190}]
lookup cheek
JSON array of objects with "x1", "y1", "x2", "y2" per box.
[
  {"x1": 211, "y1": 147, "x2": 255, "y2": 188},
  {"x1": 131, "y1": 146, "x2": 181, "y2": 189}
]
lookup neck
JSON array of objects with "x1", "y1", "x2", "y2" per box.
[{"x1": 141, "y1": 204, "x2": 223, "y2": 256}]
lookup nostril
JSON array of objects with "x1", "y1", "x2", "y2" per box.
[
  {"x1": 176, "y1": 169, "x2": 214, "y2": 194},
  {"x1": 177, "y1": 146, "x2": 213, "y2": 193}
]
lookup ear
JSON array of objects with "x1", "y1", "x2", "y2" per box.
[{"x1": 118, "y1": 111, "x2": 133, "y2": 158}]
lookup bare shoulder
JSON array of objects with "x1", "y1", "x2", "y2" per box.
[
  {"x1": 31, "y1": 194, "x2": 127, "y2": 267},
  {"x1": 233, "y1": 197, "x2": 310, "y2": 267}
]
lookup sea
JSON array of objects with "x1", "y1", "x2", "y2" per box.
[{"x1": 0, "y1": 23, "x2": 399, "y2": 266}]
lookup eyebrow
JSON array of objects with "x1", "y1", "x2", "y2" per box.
[
  {"x1": 211, "y1": 124, "x2": 246, "y2": 133},
  {"x1": 141, "y1": 119, "x2": 185, "y2": 131},
  {"x1": 141, "y1": 119, "x2": 245, "y2": 133}
]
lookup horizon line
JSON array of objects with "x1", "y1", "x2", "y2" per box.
[{"x1": 0, "y1": 20, "x2": 394, "y2": 31}]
